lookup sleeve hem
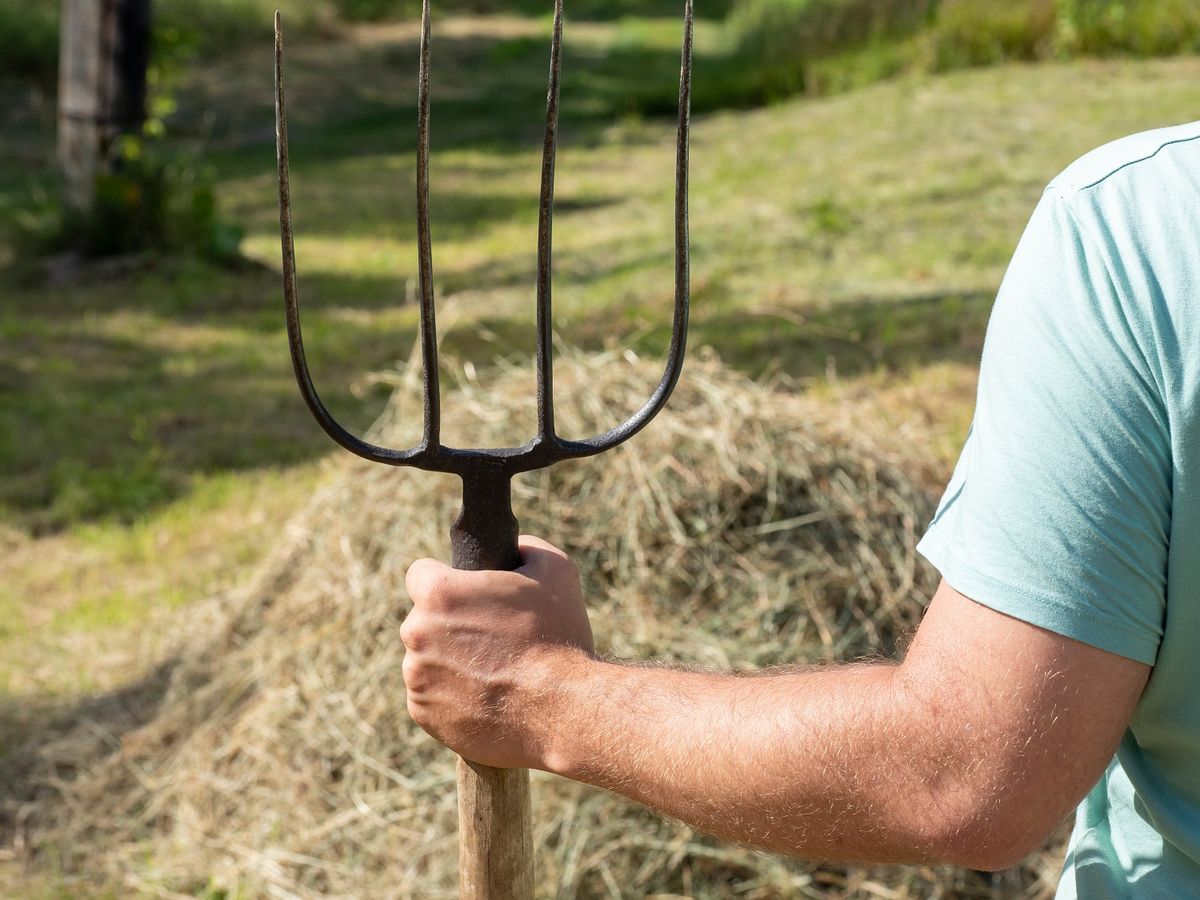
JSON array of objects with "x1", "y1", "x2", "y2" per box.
[{"x1": 917, "y1": 526, "x2": 1161, "y2": 667}]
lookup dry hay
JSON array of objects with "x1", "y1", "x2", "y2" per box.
[{"x1": 2, "y1": 352, "x2": 1063, "y2": 898}]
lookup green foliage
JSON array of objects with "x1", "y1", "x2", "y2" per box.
[
  {"x1": 0, "y1": 0, "x2": 330, "y2": 80},
  {"x1": 932, "y1": 0, "x2": 1058, "y2": 69},
  {"x1": 731, "y1": 0, "x2": 936, "y2": 98},
  {"x1": 730, "y1": 0, "x2": 1200, "y2": 101},
  {"x1": 20, "y1": 135, "x2": 243, "y2": 263},
  {"x1": 0, "y1": 0, "x2": 729, "y2": 81},
  {"x1": 0, "y1": 1, "x2": 59, "y2": 81},
  {"x1": 1057, "y1": 0, "x2": 1200, "y2": 56},
  {"x1": 89, "y1": 140, "x2": 241, "y2": 260}
]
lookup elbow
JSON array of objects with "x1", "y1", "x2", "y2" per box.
[
  {"x1": 923, "y1": 792, "x2": 1061, "y2": 873},
  {"x1": 944, "y1": 832, "x2": 1043, "y2": 874}
]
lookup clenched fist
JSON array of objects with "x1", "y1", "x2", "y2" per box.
[{"x1": 401, "y1": 535, "x2": 595, "y2": 770}]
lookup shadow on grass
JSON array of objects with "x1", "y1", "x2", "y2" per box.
[
  {"x1": 0, "y1": 260, "x2": 991, "y2": 533},
  {"x1": 0, "y1": 660, "x2": 178, "y2": 831},
  {"x1": 461, "y1": 288, "x2": 994, "y2": 380},
  {"x1": 171, "y1": 11, "x2": 753, "y2": 184},
  {"x1": 0, "y1": 308, "x2": 382, "y2": 533},
  {"x1": 286, "y1": 183, "x2": 620, "y2": 243}
]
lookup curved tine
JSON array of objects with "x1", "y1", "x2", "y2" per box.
[
  {"x1": 536, "y1": 0, "x2": 564, "y2": 441},
  {"x1": 276, "y1": 14, "x2": 421, "y2": 467},
  {"x1": 552, "y1": 0, "x2": 692, "y2": 461},
  {"x1": 416, "y1": 0, "x2": 442, "y2": 446}
]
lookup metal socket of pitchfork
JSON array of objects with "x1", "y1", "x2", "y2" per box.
[{"x1": 274, "y1": 0, "x2": 693, "y2": 895}]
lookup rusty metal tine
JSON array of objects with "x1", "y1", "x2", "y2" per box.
[
  {"x1": 416, "y1": 0, "x2": 442, "y2": 446},
  {"x1": 553, "y1": 0, "x2": 692, "y2": 460},
  {"x1": 535, "y1": 0, "x2": 564, "y2": 442},
  {"x1": 276, "y1": 13, "x2": 423, "y2": 468}
]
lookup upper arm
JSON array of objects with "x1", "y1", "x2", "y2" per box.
[
  {"x1": 905, "y1": 185, "x2": 1170, "y2": 869},
  {"x1": 899, "y1": 579, "x2": 1151, "y2": 871},
  {"x1": 918, "y1": 188, "x2": 1171, "y2": 667}
]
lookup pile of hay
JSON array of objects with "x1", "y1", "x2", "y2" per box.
[{"x1": 3, "y1": 352, "x2": 1061, "y2": 898}]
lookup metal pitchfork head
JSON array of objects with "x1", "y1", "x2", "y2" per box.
[{"x1": 275, "y1": 2, "x2": 692, "y2": 894}]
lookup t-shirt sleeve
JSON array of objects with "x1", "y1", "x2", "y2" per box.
[{"x1": 917, "y1": 187, "x2": 1171, "y2": 666}]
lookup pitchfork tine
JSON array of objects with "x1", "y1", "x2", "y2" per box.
[
  {"x1": 276, "y1": 13, "x2": 424, "y2": 467},
  {"x1": 416, "y1": 0, "x2": 442, "y2": 446},
  {"x1": 535, "y1": 0, "x2": 564, "y2": 441},
  {"x1": 556, "y1": 0, "x2": 692, "y2": 458}
]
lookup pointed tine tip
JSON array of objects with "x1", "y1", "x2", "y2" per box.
[
  {"x1": 552, "y1": 0, "x2": 563, "y2": 67},
  {"x1": 275, "y1": 10, "x2": 282, "y2": 35},
  {"x1": 549, "y1": 0, "x2": 563, "y2": 53}
]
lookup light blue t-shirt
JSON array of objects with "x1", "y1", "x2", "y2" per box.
[{"x1": 917, "y1": 121, "x2": 1200, "y2": 898}]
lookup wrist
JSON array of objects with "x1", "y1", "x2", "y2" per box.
[{"x1": 519, "y1": 646, "x2": 604, "y2": 776}]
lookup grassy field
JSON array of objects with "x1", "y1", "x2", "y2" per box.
[{"x1": 1, "y1": 5, "x2": 1199, "y2": 892}]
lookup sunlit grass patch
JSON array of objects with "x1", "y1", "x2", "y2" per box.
[{"x1": 0, "y1": 465, "x2": 322, "y2": 698}]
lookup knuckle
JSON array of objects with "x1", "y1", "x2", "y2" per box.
[
  {"x1": 404, "y1": 559, "x2": 431, "y2": 593},
  {"x1": 400, "y1": 657, "x2": 434, "y2": 700},
  {"x1": 406, "y1": 560, "x2": 452, "y2": 606},
  {"x1": 399, "y1": 618, "x2": 426, "y2": 652},
  {"x1": 417, "y1": 570, "x2": 457, "y2": 611},
  {"x1": 400, "y1": 648, "x2": 424, "y2": 681},
  {"x1": 407, "y1": 697, "x2": 429, "y2": 729}
]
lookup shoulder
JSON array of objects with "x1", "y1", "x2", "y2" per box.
[
  {"x1": 1030, "y1": 121, "x2": 1200, "y2": 317},
  {"x1": 1047, "y1": 120, "x2": 1200, "y2": 201}
]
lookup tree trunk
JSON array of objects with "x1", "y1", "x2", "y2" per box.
[{"x1": 58, "y1": 0, "x2": 152, "y2": 215}]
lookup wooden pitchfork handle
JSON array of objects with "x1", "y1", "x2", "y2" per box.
[
  {"x1": 456, "y1": 761, "x2": 533, "y2": 898},
  {"x1": 449, "y1": 476, "x2": 534, "y2": 899}
]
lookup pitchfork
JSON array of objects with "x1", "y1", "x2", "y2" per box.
[{"x1": 275, "y1": 1, "x2": 692, "y2": 894}]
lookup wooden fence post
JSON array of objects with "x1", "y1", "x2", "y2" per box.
[{"x1": 57, "y1": 0, "x2": 151, "y2": 216}]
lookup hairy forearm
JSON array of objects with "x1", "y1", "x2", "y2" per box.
[
  {"x1": 404, "y1": 558, "x2": 1143, "y2": 872},
  {"x1": 531, "y1": 655, "x2": 968, "y2": 865}
]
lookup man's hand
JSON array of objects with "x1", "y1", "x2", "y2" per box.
[{"x1": 401, "y1": 535, "x2": 594, "y2": 770}]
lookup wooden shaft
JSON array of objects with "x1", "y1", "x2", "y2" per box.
[
  {"x1": 450, "y1": 472, "x2": 534, "y2": 897},
  {"x1": 457, "y1": 759, "x2": 534, "y2": 899}
]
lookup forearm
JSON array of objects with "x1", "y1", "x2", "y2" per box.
[
  {"x1": 532, "y1": 655, "x2": 962, "y2": 865},
  {"x1": 404, "y1": 554, "x2": 1140, "y2": 872}
]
